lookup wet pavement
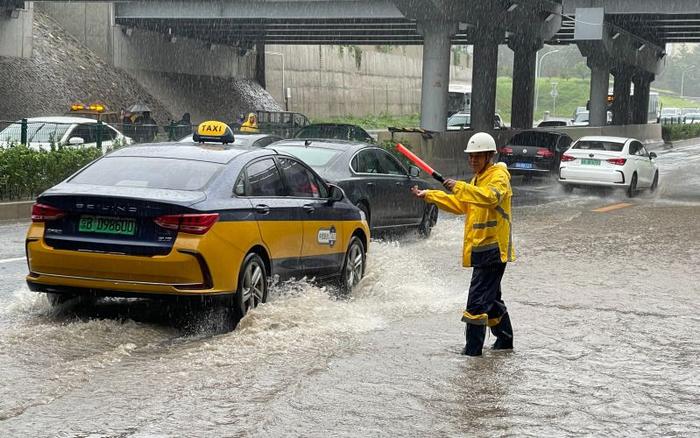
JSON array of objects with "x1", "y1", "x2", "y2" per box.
[{"x1": 0, "y1": 143, "x2": 698, "y2": 437}]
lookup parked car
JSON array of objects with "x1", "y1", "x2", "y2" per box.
[
  {"x1": 499, "y1": 130, "x2": 573, "y2": 177},
  {"x1": 537, "y1": 118, "x2": 572, "y2": 128},
  {"x1": 447, "y1": 112, "x2": 506, "y2": 130},
  {"x1": 268, "y1": 139, "x2": 438, "y2": 236},
  {"x1": 572, "y1": 106, "x2": 587, "y2": 121},
  {"x1": 179, "y1": 132, "x2": 282, "y2": 147},
  {"x1": 684, "y1": 113, "x2": 700, "y2": 124},
  {"x1": 572, "y1": 110, "x2": 612, "y2": 126},
  {"x1": 26, "y1": 122, "x2": 370, "y2": 317},
  {"x1": 293, "y1": 123, "x2": 374, "y2": 143},
  {"x1": 0, "y1": 116, "x2": 132, "y2": 151},
  {"x1": 558, "y1": 136, "x2": 659, "y2": 197},
  {"x1": 659, "y1": 107, "x2": 683, "y2": 124}
]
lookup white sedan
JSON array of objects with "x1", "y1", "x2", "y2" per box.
[
  {"x1": 0, "y1": 116, "x2": 132, "y2": 152},
  {"x1": 558, "y1": 136, "x2": 659, "y2": 197}
]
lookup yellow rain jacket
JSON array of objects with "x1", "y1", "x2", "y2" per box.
[
  {"x1": 424, "y1": 162, "x2": 515, "y2": 267},
  {"x1": 240, "y1": 113, "x2": 259, "y2": 133}
]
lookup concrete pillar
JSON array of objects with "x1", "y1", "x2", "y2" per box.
[
  {"x1": 471, "y1": 33, "x2": 500, "y2": 132},
  {"x1": 588, "y1": 61, "x2": 610, "y2": 127},
  {"x1": 508, "y1": 38, "x2": 541, "y2": 129},
  {"x1": 255, "y1": 42, "x2": 266, "y2": 89},
  {"x1": 632, "y1": 72, "x2": 653, "y2": 124},
  {"x1": 417, "y1": 20, "x2": 457, "y2": 132},
  {"x1": 0, "y1": 3, "x2": 32, "y2": 58},
  {"x1": 612, "y1": 67, "x2": 632, "y2": 125}
]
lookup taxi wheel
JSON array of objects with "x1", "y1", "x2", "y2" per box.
[
  {"x1": 418, "y1": 204, "x2": 438, "y2": 238},
  {"x1": 627, "y1": 173, "x2": 638, "y2": 198},
  {"x1": 339, "y1": 236, "x2": 365, "y2": 294},
  {"x1": 234, "y1": 253, "x2": 268, "y2": 320}
]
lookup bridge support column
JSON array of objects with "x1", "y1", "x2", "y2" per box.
[
  {"x1": 0, "y1": 2, "x2": 32, "y2": 58},
  {"x1": 255, "y1": 42, "x2": 266, "y2": 89},
  {"x1": 471, "y1": 32, "x2": 501, "y2": 132},
  {"x1": 612, "y1": 67, "x2": 632, "y2": 125},
  {"x1": 417, "y1": 20, "x2": 457, "y2": 132},
  {"x1": 632, "y1": 72, "x2": 653, "y2": 124},
  {"x1": 508, "y1": 37, "x2": 541, "y2": 129},
  {"x1": 588, "y1": 61, "x2": 610, "y2": 127}
]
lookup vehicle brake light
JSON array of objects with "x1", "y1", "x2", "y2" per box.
[
  {"x1": 606, "y1": 158, "x2": 627, "y2": 166},
  {"x1": 154, "y1": 213, "x2": 219, "y2": 235},
  {"x1": 560, "y1": 154, "x2": 575, "y2": 162},
  {"x1": 537, "y1": 148, "x2": 554, "y2": 158},
  {"x1": 500, "y1": 146, "x2": 513, "y2": 155},
  {"x1": 31, "y1": 203, "x2": 65, "y2": 222}
]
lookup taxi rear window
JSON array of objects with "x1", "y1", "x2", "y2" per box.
[
  {"x1": 272, "y1": 146, "x2": 342, "y2": 167},
  {"x1": 572, "y1": 141, "x2": 624, "y2": 152},
  {"x1": 70, "y1": 156, "x2": 223, "y2": 191}
]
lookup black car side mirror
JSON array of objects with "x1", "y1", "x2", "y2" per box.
[
  {"x1": 328, "y1": 184, "x2": 344, "y2": 202},
  {"x1": 409, "y1": 165, "x2": 420, "y2": 177},
  {"x1": 649, "y1": 152, "x2": 657, "y2": 159}
]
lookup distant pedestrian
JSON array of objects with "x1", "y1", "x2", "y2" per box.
[
  {"x1": 175, "y1": 112, "x2": 192, "y2": 139},
  {"x1": 411, "y1": 132, "x2": 515, "y2": 356},
  {"x1": 240, "y1": 112, "x2": 259, "y2": 133},
  {"x1": 134, "y1": 110, "x2": 158, "y2": 143}
]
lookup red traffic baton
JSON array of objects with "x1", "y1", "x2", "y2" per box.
[{"x1": 395, "y1": 143, "x2": 445, "y2": 183}]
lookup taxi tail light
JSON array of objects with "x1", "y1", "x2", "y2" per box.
[
  {"x1": 154, "y1": 213, "x2": 219, "y2": 235},
  {"x1": 537, "y1": 148, "x2": 554, "y2": 158},
  {"x1": 31, "y1": 203, "x2": 65, "y2": 222},
  {"x1": 560, "y1": 154, "x2": 576, "y2": 162},
  {"x1": 500, "y1": 146, "x2": 513, "y2": 155},
  {"x1": 607, "y1": 158, "x2": 627, "y2": 166}
]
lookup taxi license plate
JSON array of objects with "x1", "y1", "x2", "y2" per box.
[
  {"x1": 79, "y1": 215, "x2": 137, "y2": 236},
  {"x1": 514, "y1": 162, "x2": 533, "y2": 169},
  {"x1": 581, "y1": 159, "x2": 600, "y2": 166}
]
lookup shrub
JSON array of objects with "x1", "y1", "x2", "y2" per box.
[
  {"x1": 661, "y1": 123, "x2": 700, "y2": 142},
  {"x1": 0, "y1": 144, "x2": 102, "y2": 201}
]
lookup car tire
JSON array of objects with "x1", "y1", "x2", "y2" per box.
[
  {"x1": 338, "y1": 236, "x2": 365, "y2": 294},
  {"x1": 355, "y1": 202, "x2": 370, "y2": 228},
  {"x1": 627, "y1": 173, "x2": 638, "y2": 198},
  {"x1": 650, "y1": 171, "x2": 659, "y2": 192},
  {"x1": 418, "y1": 204, "x2": 438, "y2": 238},
  {"x1": 233, "y1": 253, "x2": 268, "y2": 321}
]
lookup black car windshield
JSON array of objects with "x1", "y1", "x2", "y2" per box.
[
  {"x1": 272, "y1": 146, "x2": 342, "y2": 167},
  {"x1": 572, "y1": 140, "x2": 625, "y2": 152},
  {"x1": 509, "y1": 132, "x2": 557, "y2": 148},
  {"x1": 70, "y1": 156, "x2": 223, "y2": 191}
]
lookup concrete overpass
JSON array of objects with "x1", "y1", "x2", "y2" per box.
[{"x1": 4, "y1": 1, "x2": 700, "y2": 132}]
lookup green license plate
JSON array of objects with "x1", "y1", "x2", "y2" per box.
[
  {"x1": 79, "y1": 215, "x2": 137, "y2": 236},
  {"x1": 581, "y1": 158, "x2": 600, "y2": 166}
]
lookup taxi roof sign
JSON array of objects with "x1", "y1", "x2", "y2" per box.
[{"x1": 193, "y1": 121, "x2": 235, "y2": 144}]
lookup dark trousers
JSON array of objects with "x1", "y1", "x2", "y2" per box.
[{"x1": 463, "y1": 262, "x2": 513, "y2": 356}]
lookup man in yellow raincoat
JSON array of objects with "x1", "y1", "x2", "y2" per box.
[
  {"x1": 240, "y1": 112, "x2": 259, "y2": 133},
  {"x1": 412, "y1": 132, "x2": 515, "y2": 356}
]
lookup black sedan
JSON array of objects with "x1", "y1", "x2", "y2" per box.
[
  {"x1": 269, "y1": 139, "x2": 438, "y2": 236},
  {"x1": 498, "y1": 130, "x2": 573, "y2": 178}
]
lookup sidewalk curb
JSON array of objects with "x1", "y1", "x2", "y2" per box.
[{"x1": 0, "y1": 201, "x2": 33, "y2": 222}]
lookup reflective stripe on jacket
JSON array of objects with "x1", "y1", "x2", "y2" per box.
[{"x1": 424, "y1": 162, "x2": 515, "y2": 267}]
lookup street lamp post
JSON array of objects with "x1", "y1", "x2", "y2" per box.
[
  {"x1": 681, "y1": 65, "x2": 696, "y2": 99},
  {"x1": 534, "y1": 49, "x2": 560, "y2": 116},
  {"x1": 265, "y1": 51, "x2": 287, "y2": 110}
]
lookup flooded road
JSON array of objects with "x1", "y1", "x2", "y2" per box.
[{"x1": 0, "y1": 144, "x2": 698, "y2": 437}]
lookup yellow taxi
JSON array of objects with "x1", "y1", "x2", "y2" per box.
[{"x1": 26, "y1": 121, "x2": 369, "y2": 321}]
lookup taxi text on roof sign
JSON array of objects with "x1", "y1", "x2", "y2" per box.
[{"x1": 194, "y1": 121, "x2": 235, "y2": 144}]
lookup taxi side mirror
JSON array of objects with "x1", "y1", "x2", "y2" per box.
[
  {"x1": 649, "y1": 152, "x2": 657, "y2": 159},
  {"x1": 409, "y1": 165, "x2": 420, "y2": 177},
  {"x1": 328, "y1": 184, "x2": 344, "y2": 202},
  {"x1": 68, "y1": 137, "x2": 85, "y2": 145}
]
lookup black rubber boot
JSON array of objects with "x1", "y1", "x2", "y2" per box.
[
  {"x1": 491, "y1": 313, "x2": 514, "y2": 350},
  {"x1": 461, "y1": 324, "x2": 486, "y2": 356}
]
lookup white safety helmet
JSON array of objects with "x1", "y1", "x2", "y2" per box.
[{"x1": 464, "y1": 132, "x2": 497, "y2": 154}]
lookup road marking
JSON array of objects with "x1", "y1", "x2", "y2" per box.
[
  {"x1": 0, "y1": 257, "x2": 25, "y2": 264},
  {"x1": 592, "y1": 203, "x2": 634, "y2": 213}
]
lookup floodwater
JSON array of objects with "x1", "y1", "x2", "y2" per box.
[{"x1": 0, "y1": 145, "x2": 698, "y2": 436}]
